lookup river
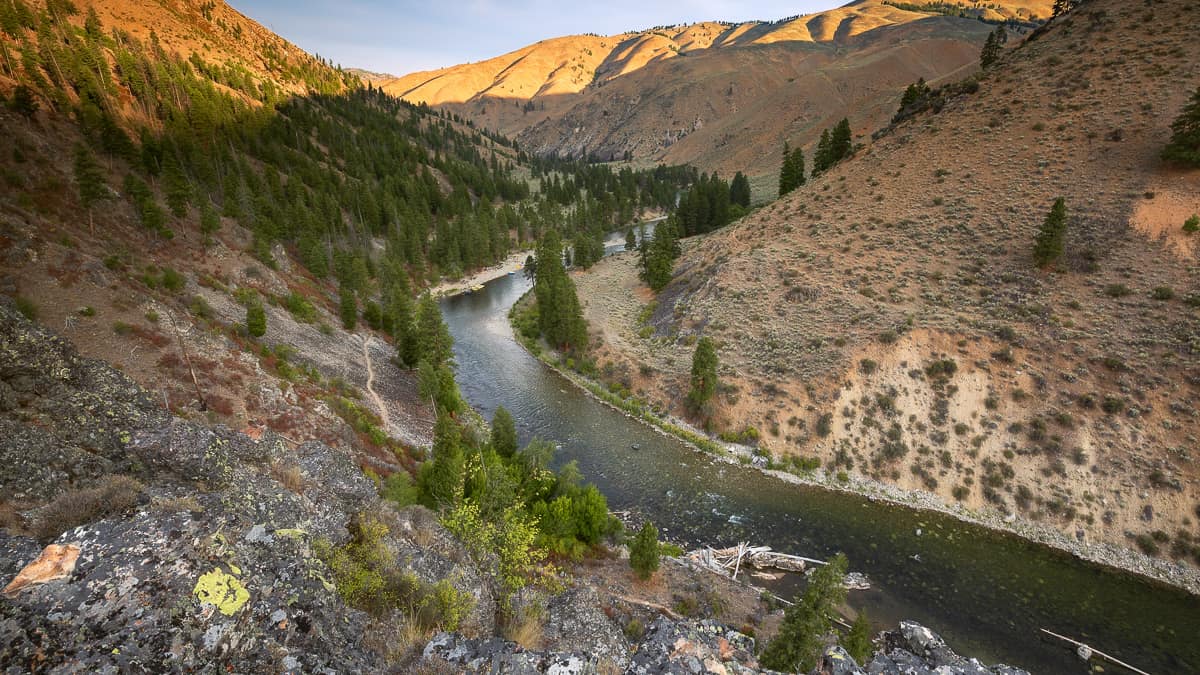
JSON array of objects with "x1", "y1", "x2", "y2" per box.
[{"x1": 439, "y1": 231, "x2": 1198, "y2": 674}]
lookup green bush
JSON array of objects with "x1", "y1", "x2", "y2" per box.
[
  {"x1": 316, "y1": 515, "x2": 474, "y2": 630},
  {"x1": 285, "y1": 292, "x2": 319, "y2": 323},
  {"x1": 160, "y1": 267, "x2": 186, "y2": 292},
  {"x1": 1151, "y1": 286, "x2": 1175, "y2": 301},
  {"x1": 1183, "y1": 214, "x2": 1200, "y2": 234},
  {"x1": 629, "y1": 522, "x2": 660, "y2": 580}
]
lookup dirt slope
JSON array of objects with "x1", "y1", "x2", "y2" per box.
[{"x1": 577, "y1": 0, "x2": 1200, "y2": 566}]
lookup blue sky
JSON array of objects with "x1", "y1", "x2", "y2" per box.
[{"x1": 230, "y1": 1, "x2": 847, "y2": 75}]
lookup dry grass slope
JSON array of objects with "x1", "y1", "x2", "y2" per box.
[{"x1": 578, "y1": 0, "x2": 1200, "y2": 565}]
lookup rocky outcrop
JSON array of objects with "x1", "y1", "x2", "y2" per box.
[
  {"x1": 0, "y1": 302, "x2": 493, "y2": 672},
  {"x1": 422, "y1": 616, "x2": 1031, "y2": 675}
]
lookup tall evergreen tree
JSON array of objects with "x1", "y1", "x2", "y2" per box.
[
  {"x1": 162, "y1": 154, "x2": 191, "y2": 218},
  {"x1": 686, "y1": 336, "x2": 718, "y2": 418},
  {"x1": 830, "y1": 118, "x2": 853, "y2": 163},
  {"x1": 730, "y1": 171, "x2": 751, "y2": 208},
  {"x1": 1033, "y1": 197, "x2": 1068, "y2": 268},
  {"x1": 199, "y1": 201, "x2": 220, "y2": 243},
  {"x1": 339, "y1": 283, "x2": 357, "y2": 330},
  {"x1": 1162, "y1": 86, "x2": 1200, "y2": 168},
  {"x1": 491, "y1": 406, "x2": 518, "y2": 459},
  {"x1": 415, "y1": 292, "x2": 454, "y2": 367},
  {"x1": 387, "y1": 275, "x2": 420, "y2": 368},
  {"x1": 534, "y1": 230, "x2": 588, "y2": 352},
  {"x1": 779, "y1": 145, "x2": 806, "y2": 197},
  {"x1": 73, "y1": 143, "x2": 107, "y2": 233},
  {"x1": 813, "y1": 129, "x2": 833, "y2": 175},
  {"x1": 420, "y1": 414, "x2": 464, "y2": 509},
  {"x1": 640, "y1": 217, "x2": 679, "y2": 292},
  {"x1": 761, "y1": 553, "x2": 849, "y2": 672},
  {"x1": 980, "y1": 29, "x2": 1001, "y2": 70},
  {"x1": 778, "y1": 141, "x2": 793, "y2": 197}
]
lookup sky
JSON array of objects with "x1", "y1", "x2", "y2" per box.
[{"x1": 230, "y1": 0, "x2": 847, "y2": 75}]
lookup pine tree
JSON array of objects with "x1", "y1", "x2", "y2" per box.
[
  {"x1": 730, "y1": 171, "x2": 751, "y2": 208},
  {"x1": 624, "y1": 227, "x2": 637, "y2": 251},
  {"x1": 831, "y1": 118, "x2": 852, "y2": 163},
  {"x1": 420, "y1": 414, "x2": 464, "y2": 509},
  {"x1": 640, "y1": 218, "x2": 679, "y2": 292},
  {"x1": 842, "y1": 611, "x2": 873, "y2": 664},
  {"x1": 1033, "y1": 197, "x2": 1067, "y2": 268},
  {"x1": 162, "y1": 154, "x2": 191, "y2": 218},
  {"x1": 761, "y1": 553, "x2": 849, "y2": 672},
  {"x1": 813, "y1": 129, "x2": 833, "y2": 175},
  {"x1": 778, "y1": 141, "x2": 793, "y2": 197},
  {"x1": 686, "y1": 336, "x2": 718, "y2": 418},
  {"x1": 339, "y1": 284, "x2": 357, "y2": 330},
  {"x1": 534, "y1": 230, "x2": 589, "y2": 352},
  {"x1": 387, "y1": 276, "x2": 420, "y2": 368},
  {"x1": 246, "y1": 301, "x2": 266, "y2": 337},
  {"x1": 491, "y1": 406, "x2": 518, "y2": 458},
  {"x1": 73, "y1": 143, "x2": 107, "y2": 234},
  {"x1": 980, "y1": 29, "x2": 1001, "y2": 70},
  {"x1": 8, "y1": 85, "x2": 38, "y2": 118},
  {"x1": 629, "y1": 521, "x2": 660, "y2": 581},
  {"x1": 415, "y1": 292, "x2": 454, "y2": 367},
  {"x1": 199, "y1": 201, "x2": 220, "y2": 243},
  {"x1": 1162, "y1": 86, "x2": 1200, "y2": 168},
  {"x1": 779, "y1": 145, "x2": 806, "y2": 197}
]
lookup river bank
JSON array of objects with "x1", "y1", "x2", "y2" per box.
[
  {"x1": 430, "y1": 249, "x2": 533, "y2": 298},
  {"x1": 507, "y1": 290, "x2": 1200, "y2": 597}
]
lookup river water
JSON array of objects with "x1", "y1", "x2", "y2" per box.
[{"x1": 439, "y1": 233, "x2": 1198, "y2": 674}]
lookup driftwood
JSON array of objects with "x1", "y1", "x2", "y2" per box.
[
  {"x1": 684, "y1": 544, "x2": 824, "y2": 579},
  {"x1": 613, "y1": 594, "x2": 683, "y2": 620}
]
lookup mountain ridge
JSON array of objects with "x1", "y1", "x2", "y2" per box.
[{"x1": 378, "y1": 0, "x2": 1054, "y2": 183}]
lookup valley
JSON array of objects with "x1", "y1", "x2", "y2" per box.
[{"x1": 0, "y1": 0, "x2": 1197, "y2": 673}]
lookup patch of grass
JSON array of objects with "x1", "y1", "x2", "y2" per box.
[
  {"x1": 1103, "y1": 284, "x2": 1132, "y2": 298},
  {"x1": 33, "y1": 475, "x2": 143, "y2": 540}
]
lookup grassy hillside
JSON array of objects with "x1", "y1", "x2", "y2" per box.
[
  {"x1": 0, "y1": 0, "x2": 690, "y2": 478},
  {"x1": 576, "y1": 0, "x2": 1200, "y2": 567}
]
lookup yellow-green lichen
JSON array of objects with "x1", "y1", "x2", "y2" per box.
[{"x1": 193, "y1": 567, "x2": 250, "y2": 616}]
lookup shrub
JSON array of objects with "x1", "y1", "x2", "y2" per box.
[
  {"x1": 246, "y1": 302, "x2": 266, "y2": 337},
  {"x1": 160, "y1": 267, "x2": 186, "y2": 292},
  {"x1": 1101, "y1": 396, "x2": 1125, "y2": 415},
  {"x1": 629, "y1": 522, "x2": 660, "y2": 580},
  {"x1": 1184, "y1": 214, "x2": 1200, "y2": 234},
  {"x1": 1151, "y1": 286, "x2": 1175, "y2": 301},
  {"x1": 33, "y1": 475, "x2": 143, "y2": 540},
  {"x1": 285, "y1": 292, "x2": 319, "y2": 323},
  {"x1": 14, "y1": 296, "x2": 37, "y2": 321},
  {"x1": 316, "y1": 515, "x2": 474, "y2": 629},
  {"x1": 1103, "y1": 284, "x2": 1132, "y2": 298},
  {"x1": 188, "y1": 295, "x2": 214, "y2": 320},
  {"x1": 815, "y1": 413, "x2": 833, "y2": 437}
]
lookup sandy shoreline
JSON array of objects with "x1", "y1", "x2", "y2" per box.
[{"x1": 430, "y1": 249, "x2": 533, "y2": 297}]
